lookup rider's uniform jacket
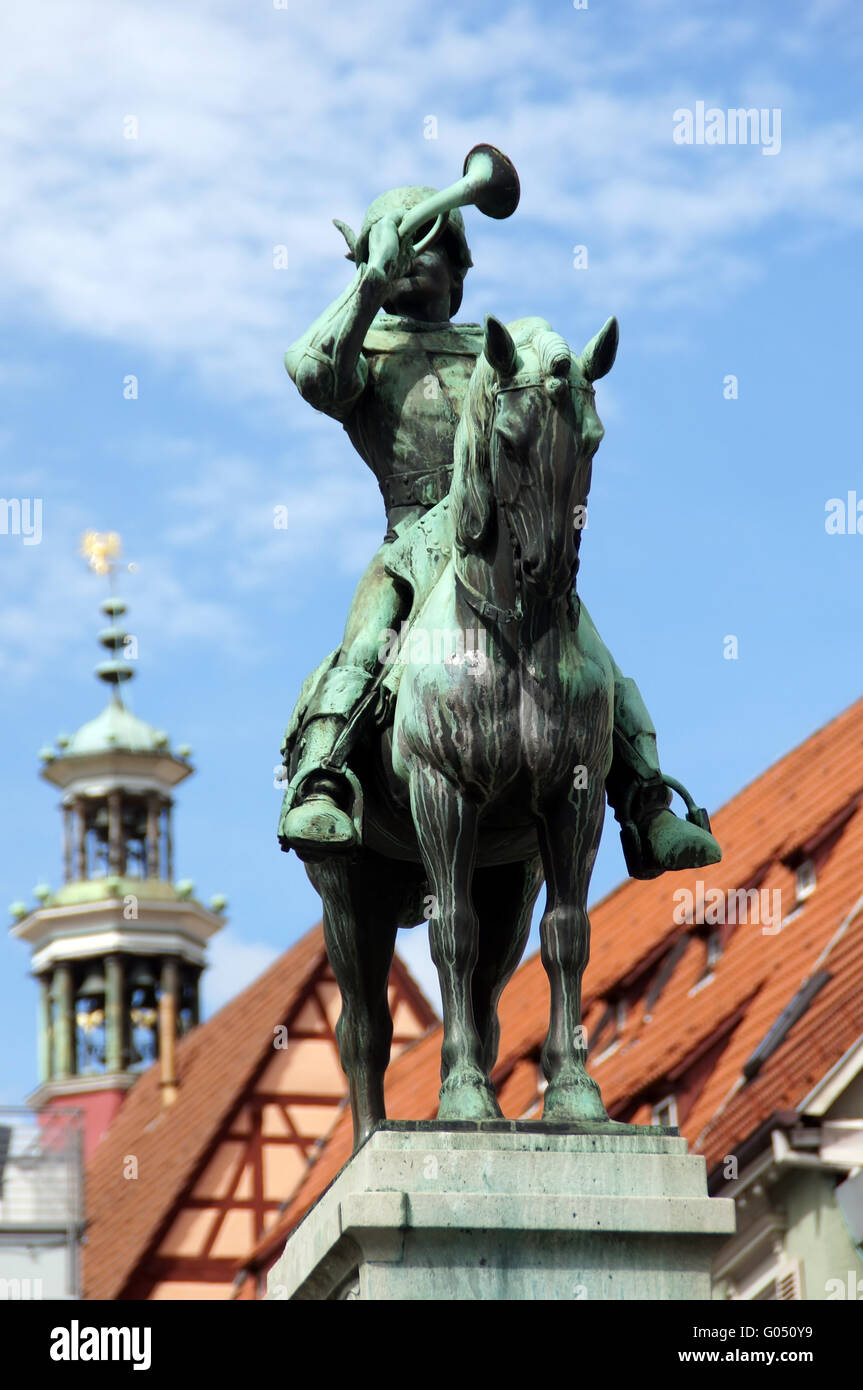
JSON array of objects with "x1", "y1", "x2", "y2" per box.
[
  {"x1": 286, "y1": 278, "x2": 483, "y2": 527},
  {"x1": 348, "y1": 317, "x2": 483, "y2": 521}
]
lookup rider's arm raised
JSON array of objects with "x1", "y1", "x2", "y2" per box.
[{"x1": 284, "y1": 213, "x2": 408, "y2": 423}]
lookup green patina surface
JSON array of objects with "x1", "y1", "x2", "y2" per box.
[
  {"x1": 45, "y1": 877, "x2": 188, "y2": 908},
  {"x1": 276, "y1": 151, "x2": 721, "y2": 1147},
  {"x1": 59, "y1": 699, "x2": 171, "y2": 757}
]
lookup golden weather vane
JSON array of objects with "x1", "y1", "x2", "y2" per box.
[{"x1": 80, "y1": 530, "x2": 123, "y2": 578}]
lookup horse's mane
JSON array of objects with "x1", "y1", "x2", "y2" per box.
[{"x1": 451, "y1": 317, "x2": 572, "y2": 554}]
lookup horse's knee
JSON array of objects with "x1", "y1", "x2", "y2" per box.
[
  {"x1": 336, "y1": 998, "x2": 392, "y2": 1074},
  {"x1": 428, "y1": 904, "x2": 479, "y2": 975},
  {"x1": 540, "y1": 904, "x2": 590, "y2": 975}
]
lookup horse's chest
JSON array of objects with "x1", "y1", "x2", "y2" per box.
[
  {"x1": 442, "y1": 658, "x2": 600, "y2": 787},
  {"x1": 395, "y1": 618, "x2": 613, "y2": 803}
]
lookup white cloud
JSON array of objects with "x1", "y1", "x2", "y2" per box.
[{"x1": 0, "y1": 0, "x2": 861, "y2": 402}]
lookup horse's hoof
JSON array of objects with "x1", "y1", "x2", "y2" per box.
[
  {"x1": 437, "y1": 1070, "x2": 502, "y2": 1122},
  {"x1": 542, "y1": 1073, "x2": 609, "y2": 1123},
  {"x1": 280, "y1": 795, "x2": 357, "y2": 861}
]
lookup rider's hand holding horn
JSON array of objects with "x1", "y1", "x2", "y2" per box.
[{"x1": 366, "y1": 209, "x2": 415, "y2": 284}]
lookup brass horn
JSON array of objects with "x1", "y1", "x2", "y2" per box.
[{"x1": 398, "y1": 144, "x2": 520, "y2": 255}]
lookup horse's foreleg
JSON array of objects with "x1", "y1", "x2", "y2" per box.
[
  {"x1": 409, "y1": 766, "x2": 499, "y2": 1120},
  {"x1": 306, "y1": 856, "x2": 398, "y2": 1150},
  {"x1": 471, "y1": 858, "x2": 543, "y2": 1077},
  {"x1": 535, "y1": 783, "x2": 609, "y2": 1122}
]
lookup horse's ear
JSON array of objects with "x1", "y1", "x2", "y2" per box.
[
  {"x1": 580, "y1": 316, "x2": 619, "y2": 382},
  {"x1": 483, "y1": 314, "x2": 517, "y2": 376}
]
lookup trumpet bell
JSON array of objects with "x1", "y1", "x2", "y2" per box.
[
  {"x1": 463, "y1": 144, "x2": 520, "y2": 220},
  {"x1": 399, "y1": 142, "x2": 521, "y2": 256}
]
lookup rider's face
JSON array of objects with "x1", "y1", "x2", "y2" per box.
[{"x1": 383, "y1": 245, "x2": 456, "y2": 321}]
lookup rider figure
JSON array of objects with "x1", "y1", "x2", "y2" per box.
[{"x1": 278, "y1": 185, "x2": 720, "y2": 880}]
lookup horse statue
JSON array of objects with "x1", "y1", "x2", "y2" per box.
[{"x1": 295, "y1": 312, "x2": 622, "y2": 1147}]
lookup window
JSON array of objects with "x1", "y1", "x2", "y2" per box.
[
  {"x1": 795, "y1": 859, "x2": 816, "y2": 902},
  {"x1": 690, "y1": 929, "x2": 722, "y2": 994},
  {"x1": 590, "y1": 995, "x2": 628, "y2": 1062},
  {"x1": 652, "y1": 1094, "x2": 678, "y2": 1128}
]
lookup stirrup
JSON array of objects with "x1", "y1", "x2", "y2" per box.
[
  {"x1": 618, "y1": 775, "x2": 715, "y2": 880},
  {"x1": 278, "y1": 765, "x2": 364, "y2": 859}
]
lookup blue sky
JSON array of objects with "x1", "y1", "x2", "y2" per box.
[{"x1": 2, "y1": 0, "x2": 862, "y2": 1103}]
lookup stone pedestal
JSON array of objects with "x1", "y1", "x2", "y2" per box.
[{"x1": 266, "y1": 1121, "x2": 735, "y2": 1301}]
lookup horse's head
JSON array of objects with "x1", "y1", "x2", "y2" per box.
[{"x1": 452, "y1": 313, "x2": 618, "y2": 602}]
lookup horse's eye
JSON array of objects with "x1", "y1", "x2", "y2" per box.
[{"x1": 496, "y1": 428, "x2": 522, "y2": 452}]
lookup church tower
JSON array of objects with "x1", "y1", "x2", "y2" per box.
[{"x1": 9, "y1": 534, "x2": 226, "y2": 1158}]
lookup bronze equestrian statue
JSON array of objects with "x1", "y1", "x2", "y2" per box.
[{"x1": 277, "y1": 147, "x2": 720, "y2": 1146}]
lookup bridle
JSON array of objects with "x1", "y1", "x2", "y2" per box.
[{"x1": 454, "y1": 369, "x2": 592, "y2": 628}]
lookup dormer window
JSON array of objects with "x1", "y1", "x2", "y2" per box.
[
  {"x1": 795, "y1": 859, "x2": 816, "y2": 902},
  {"x1": 689, "y1": 926, "x2": 722, "y2": 994},
  {"x1": 591, "y1": 995, "x2": 628, "y2": 1062},
  {"x1": 781, "y1": 858, "x2": 817, "y2": 928},
  {"x1": 652, "y1": 1094, "x2": 678, "y2": 1128}
]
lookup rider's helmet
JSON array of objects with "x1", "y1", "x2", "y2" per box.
[{"x1": 352, "y1": 186, "x2": 473, "y2": 317}]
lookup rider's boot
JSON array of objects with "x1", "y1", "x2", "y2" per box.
[
  {"x1": 279, "y1": 663, "x2": 374, "y2": 861},
  {"x1": 606, "y1": 679, "x2": 721, "y2": 879},
  {"x1": 279, "y1": 714, "x2": 357, "y2": 860},
  {"x1": 616, "y1": 766, "x2": 721, "y2": 880}
]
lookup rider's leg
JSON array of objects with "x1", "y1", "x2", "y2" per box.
[
  {"x1": 280, "y1": 545, "x2": 407, "y2": 857},
  {"x1": 579, "y1": 603, "x2": 721, "y2": 879},
  {"x1": 280, "y1": 665, "x2": 373, "y2": 856}
]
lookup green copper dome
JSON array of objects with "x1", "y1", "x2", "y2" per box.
[{"x1": 63, "y1": 696, "x2": 171, "y2": 757}]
